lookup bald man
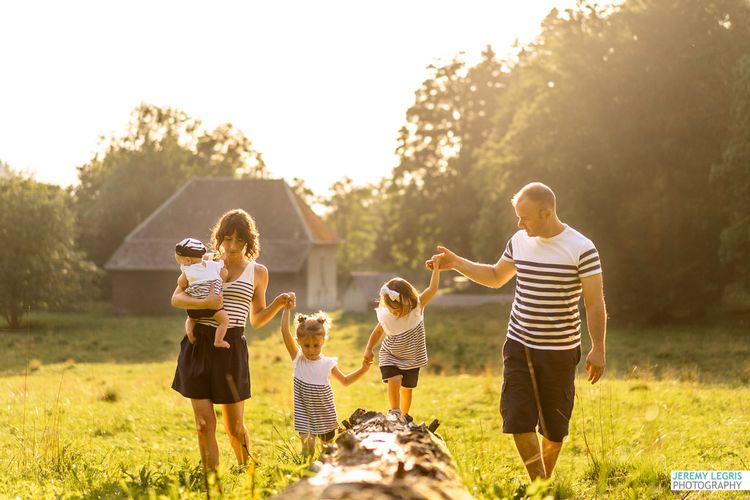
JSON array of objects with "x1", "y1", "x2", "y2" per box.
[{"x1": 429, "y1": 182, "x2": 606, "y2": 481}]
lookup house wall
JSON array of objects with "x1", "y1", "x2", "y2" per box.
[
  {"x1": 306, "y1": 245, "x2": 337, "y2": 309},
  {"x1": 265, "y1": 271, "x2": 307, "y2": 309},
  {"x1": 111, "y1": 271, "x2": 178, "y2": 314}
]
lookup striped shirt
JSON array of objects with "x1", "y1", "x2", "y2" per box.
[
  {"x1": 292, "y1": 351, "x2": 338, "y2": 435},
  {"x1": 197, "y1": 261, "x2": 255, "y2": 328},
  {"x1": 377, "y1": 307, "x2": 428, "y2": 370},
  {"x1": 501, "y1": 225, "x2": 602, "y2": 351}
]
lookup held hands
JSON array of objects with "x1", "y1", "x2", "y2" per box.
[
  {"x1": 426, "y1": 245, "x2": 457, "y2": 271},
  {"x1": 585, "y1": 348, "x2": 606, "y2": 384},
  {"x1": 361, "y1": 357, "x2": 373, "y2": 370},
  {"x1": 281, "y1": 292, "x2": 296, "y2": 309},
  {"x1": 363, "y1": 348, "x2": 374, "y2": 364}
]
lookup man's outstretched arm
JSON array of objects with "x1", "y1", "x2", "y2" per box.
[{"x1": 428, "y1": 245, "x2": 516, "y2": 289}]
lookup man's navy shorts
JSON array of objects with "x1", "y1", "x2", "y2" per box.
[{"x1": 500, "y1": 338, "x2": 581, "y2": 442}]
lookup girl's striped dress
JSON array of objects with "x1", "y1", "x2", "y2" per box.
[
  {"x1": 292, "y1": 351, "x2": 338, "y2": 435},
  {"x1": 377, "y1": 305, "x2": 428, "y2": 369}
]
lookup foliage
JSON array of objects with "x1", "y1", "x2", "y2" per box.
[
  {"x1": 0, "y1": 174, "x2": 99, "y2": 329},
  {"x1": 382, "y1": 48, "x2": 509, "y2": 270},
  {"x1": 74, "y1": 103, "x2": 266, "y2": 266},
  {"x1": 712, "y1": 53, "x2": 750, "y2": 286},
  {"x1": 324, "y1": 177, "x2": 383, "y2": 277}
]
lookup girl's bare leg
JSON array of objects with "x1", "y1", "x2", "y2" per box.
[
  {"x1": 400, "y1": 387, "x2": 413, "y2": 415},
  {"x1": 299, "y1": 433, "x2": 316, "y2": 456},
  {"x1": 387, "y1": 376, "x2": 403, "y2": 411}
]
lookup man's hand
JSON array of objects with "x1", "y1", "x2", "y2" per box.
[
  {"x1": 585, "y1": 348, "x2": 605, "y2": 384},
  {"x1": 427, "y1": 245, "x2": 458, "y2": 271}
]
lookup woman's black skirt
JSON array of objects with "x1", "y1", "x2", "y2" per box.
[{"x1": 171, "y1": 323, "x2": 251, "y2": 404}]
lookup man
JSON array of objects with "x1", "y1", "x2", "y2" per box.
[{"x1": 429, "y1": 182, "x2": 606, "y2": 480}]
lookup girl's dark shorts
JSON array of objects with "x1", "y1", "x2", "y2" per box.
[
  {"x1": 500, "y1": 338, "x2": 581, "y2": 442},
  {"x1": 380, "y1": 365, "x2": 420, "y2": 388},
  {"x1": 171, "y1": 323, "x2": 251, "y2": 404}
]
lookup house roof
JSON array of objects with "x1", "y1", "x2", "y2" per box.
[{"x1": 105, "y1": 177, "x2": 338, "y2": 272}]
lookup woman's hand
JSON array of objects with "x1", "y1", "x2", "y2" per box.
[
  {"x1": 204, "y1": 286, "x2": 223, "y2": 310},
  {"x1": 274, "y1": 292, "x2": 295, "y2": 309}
]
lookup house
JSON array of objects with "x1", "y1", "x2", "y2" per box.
[
  {"x1": 341, "y1": 271, "x2": 396, "y2": 313},
  {"x1": 105, "y1": 177, "x2": 339, "y2": 314}
]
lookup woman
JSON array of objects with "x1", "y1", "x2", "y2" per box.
[{"x1": 171, "y1": 208, "x2": 293, "y2": 470}]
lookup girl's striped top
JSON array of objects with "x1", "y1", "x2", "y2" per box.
[
  {"x1": 500, "y1": 225, "x2": 602, "y2": 351},
  {"x1": 197, "y1": 261, "x2": 255, "y2": 328},
  {"x1": 292, "y1": 351, "x2": 338, "y2": 435},
  {"x1": 377, "y1": 306, "x2": 428, "y2": 369}
]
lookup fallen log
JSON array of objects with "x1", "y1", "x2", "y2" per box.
[{"x1": 275, "y1": 408, "x2": 472, "y2": 499}]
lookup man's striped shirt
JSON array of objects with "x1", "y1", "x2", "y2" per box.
[{"x1": 501, "y1": 225, "x2": 602, "y2": 350}]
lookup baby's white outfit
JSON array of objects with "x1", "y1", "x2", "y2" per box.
[{"x1": 181, "y1": 260, "x2": 224, "y2": 298}]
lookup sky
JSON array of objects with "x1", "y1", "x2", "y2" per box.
[{"x1": 0, "y1": 0, "x2": 578, "y2": 195}]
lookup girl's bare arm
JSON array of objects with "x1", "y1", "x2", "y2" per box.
[
  {"x1": 330, "y1": 360, "x2": 371, "y2": 386},
  {"x1": 418, "y1": 265, "x2": 441, "y2": 307},
  {"x1": 280, "y1": 303, "x2": 299, "y2": 360}
]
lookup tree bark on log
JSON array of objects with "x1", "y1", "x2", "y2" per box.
[{"x1": 275, "y1": 408, "x2": 472, "y2": 499}]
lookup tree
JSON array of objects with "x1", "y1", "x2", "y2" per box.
[
  {"x1": 324, "y1": 178, "x2": 382, "y2": 277},
  {"x1": 0, "y1": 173, "x2": 99, "y2": 329},
  {"x1": 712, "y1": 54, "x2": 750, "y2": 285},
  {"x1": 383, "y1": 49, "x2": 509, "y2": 270},
  {"x1": 472, "y1": 0, "x2": 750, "y2": 320},
  {"x1": 75, "y1": 103, "x2": 266, "y2": 267}
]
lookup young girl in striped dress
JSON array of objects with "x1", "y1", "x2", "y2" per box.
[
  {"x1": 363, "y1": 263, "x2": 441, "y2": 421},
  {"x1": 280, "y1": 298, "x2": 372, "y2": 455}
]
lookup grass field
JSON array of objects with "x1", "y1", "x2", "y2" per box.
[{"x1": 0, "y1": 305, "x2": 748, "y2": 498}]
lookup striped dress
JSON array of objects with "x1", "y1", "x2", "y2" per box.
[
  {"x1": 501, "y1": 225, "x2": 602, "y2": 350},
  {"x1": 292, "y1": 351, "x2": 338, "y2": 435},
  {"x1": 377, "y1": 306, "x2": 428, "y2": 369},
  {"x1": 197, "y1": 261, "x2": 255, "y2": 327}
]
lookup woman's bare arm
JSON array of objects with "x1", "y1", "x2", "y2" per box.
[{"x1": 248, "y1": 263, "x2": 290, "y2": 329}]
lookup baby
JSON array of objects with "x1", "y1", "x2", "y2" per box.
[{"x1": 174, "y1": 237, "x2": 230, "y2": 348}]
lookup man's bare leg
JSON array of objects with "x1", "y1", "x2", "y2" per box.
[
  {"x1": 541, "y1": 436, "x2": 563, "y2": 477},
  {"x1": 513, "y1": 432, "x2": 545, "y2": 480}
]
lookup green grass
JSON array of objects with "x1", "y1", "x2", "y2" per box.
[{"x1": 0, "y1": 305, "x2": 748, "y2": 498}]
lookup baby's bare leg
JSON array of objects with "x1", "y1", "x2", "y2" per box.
[{"x1": 213, "y1": 310, "x2": 230, "y2": 349}]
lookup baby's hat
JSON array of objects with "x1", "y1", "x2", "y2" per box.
[{"x1": 175, "y1": 237, "x2": 207, "y2": 257}]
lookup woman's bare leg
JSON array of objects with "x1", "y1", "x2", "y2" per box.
[
  {"x1": 191, "y1": 399, "x2": 219, "y2": 470},
  {"x1": 221, "y1": 401, "x2": 251, "y2": 464}
]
